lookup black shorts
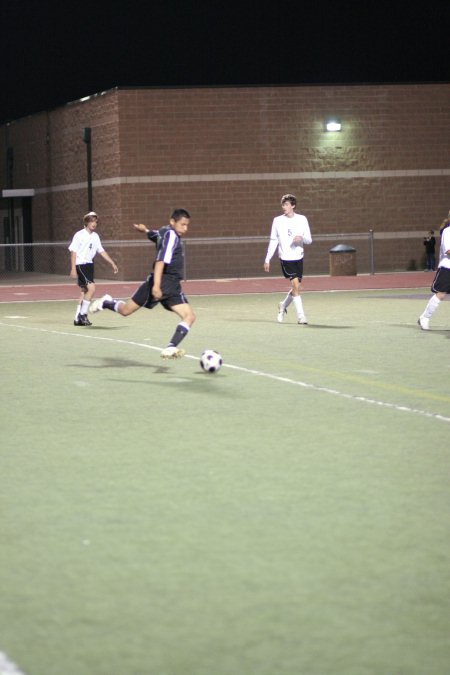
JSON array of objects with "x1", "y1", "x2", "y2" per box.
[
  {"x1": 280, "y1": 259, "x2": 304, "y2": 281},
  {"x1": 76, "y1": 263, "x2": 94, "y2": 291},
  {"x1": 431, "y1": 267, "x2": 450, "y2": 294},
  {"x1": 132, "y1": 274, "x2": 189, "y2": 310}
]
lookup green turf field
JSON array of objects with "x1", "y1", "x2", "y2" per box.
[{"x1": 1, "y1": 289, "x2": 449, "y2": 675}]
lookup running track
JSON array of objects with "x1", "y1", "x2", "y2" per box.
[{"x1": 0, "y1": 271, "x2": 435, "y2": 303}]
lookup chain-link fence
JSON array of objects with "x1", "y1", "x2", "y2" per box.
[{"x1": 0, "y1": 232, "x2": 377, "y2": 283}]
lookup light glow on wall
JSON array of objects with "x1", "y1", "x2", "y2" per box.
[{"x1": 325, "y1": 119, "x2": 342, "y2": 131}]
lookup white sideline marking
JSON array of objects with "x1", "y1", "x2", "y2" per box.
[
  {"x1": 1, "y1": 321, "x2": 450, "y2": 424},
  {"x1": 223, "y1": 363, "x2": 450, "y2": 423},
  {"x1": 0, "y1": 651, "x2": 26, "y2": 674}
]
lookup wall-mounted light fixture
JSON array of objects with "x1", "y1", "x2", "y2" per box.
[{"x1": 325, "y1": 119, "x2": 342, "y2": 132}]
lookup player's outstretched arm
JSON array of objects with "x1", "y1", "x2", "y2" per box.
[
  {"x1": 133, "y1": 223, "x2": 159, "y2": 243},
  {"x1": 133, "y1": 223, "x2": 149, "y2": 233}
]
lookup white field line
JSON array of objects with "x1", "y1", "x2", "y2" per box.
[
  {"x1": 1, "y1": 321, "x2": 449, "y2": 424},
  {"x1": 0, "y1": 651, "x2": 26, "y2": 674}
]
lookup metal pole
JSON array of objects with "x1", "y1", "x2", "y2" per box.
[
  {"x1": 6, "y1": 146, "x2": 14, "y2": 270},
  {"x1": 83, "y1": 127, "x2": 93, "y2": 211},
  {"x1": 369, "y1": 229, "x2": 375, "y2": 274}
]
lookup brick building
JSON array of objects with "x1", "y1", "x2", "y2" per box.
[{"x1": 1, "y1": 83, "x2": 449, "y2": 279}]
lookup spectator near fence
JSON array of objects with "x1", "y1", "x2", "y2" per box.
[{"x1": 423, "y1": 230, "x2": 436, "y2": 271}]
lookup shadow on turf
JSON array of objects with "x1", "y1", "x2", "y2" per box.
[
  {"x1": 84, "y1": 325, "x2": 125, "y2": 331},
  {"x1": 107, "y1": 373, "x2": 233, "y2": 396},
  {"x1": 299, "y1": 324, "x2": 354, "y2": 329},
  {"x1": 69, "y1": 358, "x2": 233, "y2": 388},
  {"x1": 244, "y1": 320, "x2": 355, "y2": 328},
  {"x1": 396, "y1": 324, "x2": 450, "y2": 334},
  {"x1": 426, "y1": 329, "x2": 450, "y2": 335},
  {"x1": 68, "y1": 356, "x2": 171, "y2": 371}
]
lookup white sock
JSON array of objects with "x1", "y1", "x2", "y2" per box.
[
  {"x1": 292, "y1": 295, "x2": 305, "y2": 319},
  {"x1": 81, "y1": 300, "x2": 90, "y2": 314},
  {"x1": 114, "y1": 300, "x2": 125, "y2": 312},
  {"x1": 74, "y1": 303, "x2": 82, "y2": 319},
  {"x1": 422, "y1": 295, "x2": 440, "y2": 319},
  {"x1": 281, "y1": 292, "x2": 293, "y2": 310}
]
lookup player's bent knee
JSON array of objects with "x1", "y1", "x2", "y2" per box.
[
  {"x1": 184, "y1": 308, "x2": 196, "y2": 325},
  {"x1": 119, "y1": 303, "x2": 136, "y2": 316}
]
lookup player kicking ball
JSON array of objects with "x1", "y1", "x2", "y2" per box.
[{"x1": 90, "y1": 208, "x2": 195, "y2": 359}]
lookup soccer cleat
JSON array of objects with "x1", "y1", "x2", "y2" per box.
[
  {"x1": 160, "y1": 346, "x2": 186, "y2": 360},
  {"x1": 417, "y1": 316, "x2": 430, "y2": 330},
  {"x1": 277, "y1": 303, "x2": 287, "y2": 323},
  {"x1": 89, "y1": 294, "x2": 112, "y2": 314},
  {"x1": 297, "y1": 316, "x2": 308, "y2": 325},
  {"x1": 74, "y1": 314, "x2": 91, "y2": 326},
  {"x1": 88, "y1": 299, "x2": 102, "y2": 314}
]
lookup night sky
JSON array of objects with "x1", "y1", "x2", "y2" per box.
[{"x1": 2, "y1": 0, "x2": 449, "y2": 124}]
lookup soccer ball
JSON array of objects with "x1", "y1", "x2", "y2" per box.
[{"x1": 200, "y1": 349, "x2": 223, "y2": 373}]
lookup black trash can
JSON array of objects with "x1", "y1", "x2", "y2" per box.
[{"x1": 329, "y1": 244, "x2": 357, "y2": 276}]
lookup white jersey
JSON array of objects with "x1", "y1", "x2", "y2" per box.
[
  {"x1": 265, "y1": 212, "x2": 312, "y2": 263},
  {"x1": 438, "y1": 226, "x2": 450, "y2": 269},
  {"x1": 68, "y1": 228, "x2": 104, "y2": 264}
]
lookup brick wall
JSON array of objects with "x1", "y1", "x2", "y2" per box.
[{"x1": 1, "y1": 83, "x2": 449, "y2": 279}]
